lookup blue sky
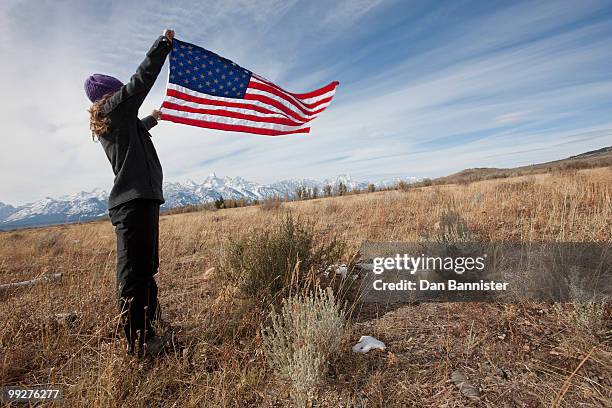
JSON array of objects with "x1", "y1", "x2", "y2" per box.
[{"x1": 1, "y1": 0, "x2": 611, "y2": 205}]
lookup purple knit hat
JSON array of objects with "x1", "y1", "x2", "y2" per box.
[{"x1": 84, "y1": 74, "x2": 123, "y2": 103}]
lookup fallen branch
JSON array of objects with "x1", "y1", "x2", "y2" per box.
[
  {"x1": 0, "y1": 273, "x2": 63, "y2": 294},
  {"x1": 552, "y1": 345, "x2": 597, "y2": 408}
]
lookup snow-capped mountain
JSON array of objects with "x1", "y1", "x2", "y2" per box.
[
  {"x1": 0, "y1": 174, "x2": 415, "y2": 230},
  {"x1": 1, "y1": 189, "x2": 109, "y2": 229},
  {"x1": 373, "y1": 176, "x2": 420, "y2": 188},
  {"x1": 0, "y1": 202, "x2": 17, "y2": 220},
  {"x1": 270, "y1": 174, "x2": 368, "y2": 196}
]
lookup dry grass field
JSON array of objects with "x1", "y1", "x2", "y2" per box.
[{"x1": 0, "y1": 167, "x2": 610, "y2": 407}]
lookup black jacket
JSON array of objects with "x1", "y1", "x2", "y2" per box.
[{"x1": 99, "y1": 35, "x2": 172, "y2": 210}]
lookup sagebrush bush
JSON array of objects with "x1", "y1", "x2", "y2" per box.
[
  {"x1": 221, "y1": 215, "x2": 344, "y2": 301},
  {"x1": 420, "y1": 207, "x2": 477, "y2": 243},
  {"x1": 35, "y1": 231, "x2": 64, "y2": 254},
  {"x1": 259, "y1": 198, "x2": 283, "y2": 211},
  {"x1": 566, "y1": 275, "x2": 610, "y2": 336},
  {"x1": 436, "y1": 210, "x2": 472, "y2": 243},
  {"x1": 262, "y1": 287, "x2": 346, "y2": 406},
  {"x1": 571, "y1": 300, "x2": 608, "y2": 335}
]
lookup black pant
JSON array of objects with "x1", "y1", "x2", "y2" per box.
[{"x1": 109, "y1": 198, "x2": 161, "y2": 352}]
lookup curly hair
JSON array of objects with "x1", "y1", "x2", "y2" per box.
[{"x1": 88, "y1": 93, "x2": 114, "y2": 140}]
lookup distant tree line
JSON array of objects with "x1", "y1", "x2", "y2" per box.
[{"x1": 163, "y1": 179, "x2": 430, "y2": 216}]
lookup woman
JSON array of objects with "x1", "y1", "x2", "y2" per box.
[{"x1": 84, "y1": 29, "x2": 174, "y2": 356}]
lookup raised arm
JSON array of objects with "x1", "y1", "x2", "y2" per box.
[
  {"x1": 105, "y1": 29, "x2": 175, "y2": 115},
  {"x1": 140, "y1": 115, "x2": 158, "y2": 131},
  {"x1": 140, "y1": 109, "x2": 161, "y2": 133}
]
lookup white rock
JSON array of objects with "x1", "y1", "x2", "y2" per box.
[{"x1": 352, "y1": 336, "x2": 386, "y2": 353}]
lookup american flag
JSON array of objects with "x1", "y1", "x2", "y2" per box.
[{"x1": 160, "y1": 39, "x2": 339, "y2": 136}]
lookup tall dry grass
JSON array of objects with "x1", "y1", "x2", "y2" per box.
[{"x1": 0, "y1": 167, "x2": 610, "y2": 406}]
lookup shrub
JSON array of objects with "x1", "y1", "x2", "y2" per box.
[
  {"x1": 433, "y1": 209, "x2": 476, "y2": 243},
  {"x1": 396, "y1": 180, "x2": 410, "y2": 192},
  {"x1": 568, "y1": 279, "x2": 610, "y2": 336},
  {"x1": 214, "y1": 196, "x2": 225, "y2": 209},
  {"x1": 262, "y1": 287, "x2": 346, "y2": 407},
  {"x1": 570, "y1": 300, "x2": 609, "y2": 335},
  {"x1": 35, "y1": 231, "x2": 64, "y2": 255},
  {"x1": 324, "y1": 201, "x2": 341, "y2": 215},
  {"x1": 260, "y1": 198, "x2": 282, "y2": 211},
  {"x1": 221, "y1": 215, "x2": 344, "y2": 301}
]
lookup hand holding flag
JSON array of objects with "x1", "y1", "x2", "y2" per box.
[
  {"x1": 160, "y1": 39, "x2": 338, "y2": 136},
  {"x1": 163, "y1": 29, "x2": 175, "y2": 42}
]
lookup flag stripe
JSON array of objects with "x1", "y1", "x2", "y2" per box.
[
  {"x1": 166, "y1": 87, "x2": 282, "y2": 117},
  {"x1": 165, "y1": 85, "x2": 328, "y2": 124},
  {"x1": 167, "y1": 83, "x2": 331, "y2": 121},
  {"x1": 162, "y1": 107, "x2": 311, "y2": 132},
  {"x1": 253, "y1": 74, "x2": 339, "y2": 100},
  {"x1": 243, "y1": 90, "x2": 330, "y2": 122},
  {"x1": 161, "y1": 101, "x2": 305, "y2": 126},
  {"x1": 160, "y1": 112, "x2": 311, "y2": 136},
  {"x1": 248, "y1": 79, "x2": 335, "y2": 110},
  {"x1": 164, "y1": 95, "x2": 301, "y2": 122}
]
